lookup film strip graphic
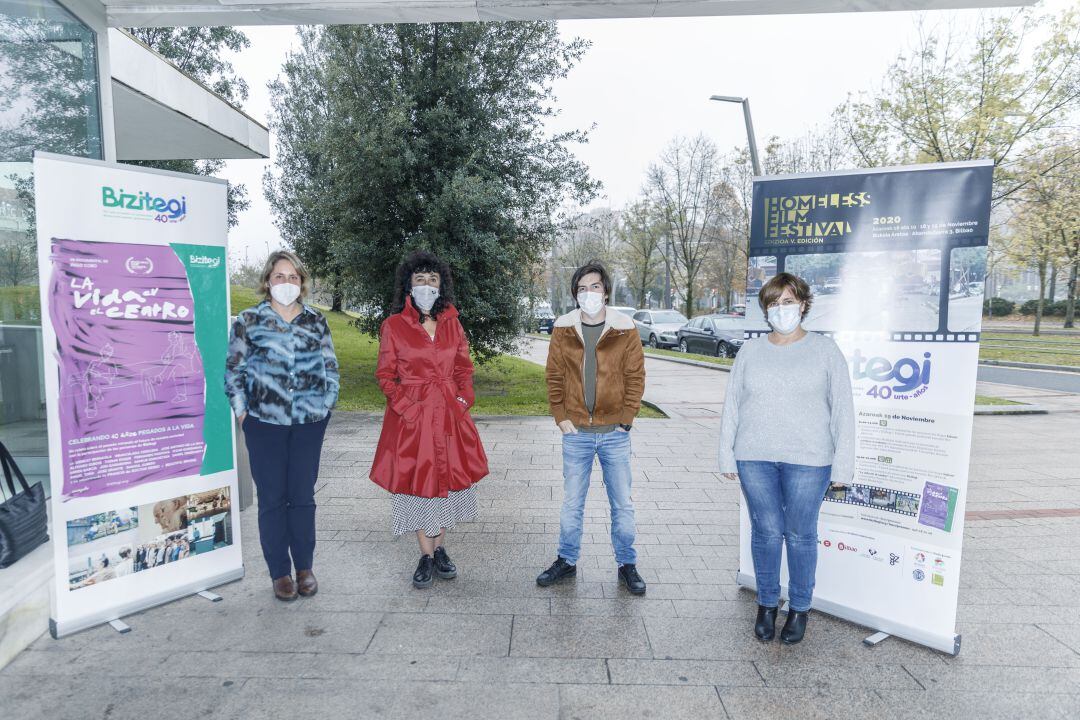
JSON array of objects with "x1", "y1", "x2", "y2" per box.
[
  {"x1": 743, "y1": 330, "x2": 981, "y2": 343},
  {"x1": 825, "y1": 483, "x2": 920, "y2": 517}
]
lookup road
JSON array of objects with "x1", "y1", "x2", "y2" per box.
[{"x1": 976, "y1": 364, "x2": 1080, "y2": 394}]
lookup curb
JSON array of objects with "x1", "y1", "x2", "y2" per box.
[
  {"x1": 973, "y1": 404, "x2": 1047, "y2": 416},
  {"x1": 979, "y1": 360, "x2": 1080, "y2": 374}
]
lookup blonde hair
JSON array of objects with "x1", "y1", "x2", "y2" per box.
[{"x1": 259, "y1": 250, "x2": 311, "y2": 301}]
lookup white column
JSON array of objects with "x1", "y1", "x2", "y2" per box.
[{"x1": 56, "y1": 0, "x2": 116, "y2": 162}]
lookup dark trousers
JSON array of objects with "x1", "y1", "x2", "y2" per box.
[{"x1": 243, "y1": 414, "x2": 329, "y2": 579}]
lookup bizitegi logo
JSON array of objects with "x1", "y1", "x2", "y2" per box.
[
  {"x1": 102, "y1": 186, "x2": 187, "y2": 223},
  {"x1": 851, "y1": 349, "x2": 932, "y2": 400},
  {"x1": 188, "y1": 254, "x2": 221, "y2": 269}
]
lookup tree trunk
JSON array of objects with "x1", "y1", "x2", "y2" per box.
[
  {"x1": 684, "y1": 283, "x2": 694, "y2": 319},
  {"x1": 331, "y1": 292, "x2": 343, "y2": 313},
  {"x1": 1048, "y1": 262, "x2": 1057, "y2": 303},
  {"x1": 1034, "y1": 258, "x2": 1047, "y2": 337},
  {"x1": 1066, "y1": 257, "x2": 1078, "y2": 329}
]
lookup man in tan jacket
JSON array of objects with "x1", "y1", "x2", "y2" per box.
[{"x1": 537, "y1": 261, "x2": 647, "y2": 594}]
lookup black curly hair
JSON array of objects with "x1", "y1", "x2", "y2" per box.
[{"x1": 391, "y1": 250, "x2": 456, "y2": 320}]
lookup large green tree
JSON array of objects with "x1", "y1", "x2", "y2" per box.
[
  {"x1": 263, "y1": 28, "x2": 344, "y2": 310},
  {"x1": 123, "y1": 27, "x2": 252, "y2": 226},
  {"x1": 272, "y1": 23, "x2": 597, "y2": 359}
]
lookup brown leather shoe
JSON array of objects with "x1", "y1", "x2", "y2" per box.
[
  {"x1": 296, "y1": 569, "x2": 318, "y2": 597},
  {"x1": 273, "y1": 575, "x2": 298, "y2": 601}
]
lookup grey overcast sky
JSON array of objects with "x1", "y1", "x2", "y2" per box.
[{"x1": 219, "y1": 0, "x2": 1074, "y2": 264}]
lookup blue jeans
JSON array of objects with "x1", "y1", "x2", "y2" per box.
[
  {"x1": 244, "y1": 414, "x2": 330, "y2": 579},
  {"x1": 558, "y1": 430, "x2": 637, "y2": 565},
  {"x1": 737, "y1": 461, "x2": 832, "y2": 612}
]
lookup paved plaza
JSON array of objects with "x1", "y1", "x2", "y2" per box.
[{"x1": 2, "y1": 342, "x2": 1079, "y2": 719}]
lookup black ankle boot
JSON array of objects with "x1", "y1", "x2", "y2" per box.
[
  {"x1": 412, "y1": 554, "x2": 434, "y2": 589},
  {"x1": 433, "y1": 546, "x2": 457, "y2": 579},
  {"x1": 780, "y1": 610, "x2": 809, "y2": 644},
  {"x1": 754, "y1": 605, "x2": 778, "y2": 641}
]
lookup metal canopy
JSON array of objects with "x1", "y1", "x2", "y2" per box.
[{"x1": 105, "y1": 0, "x2": 1034, "y2": 28}]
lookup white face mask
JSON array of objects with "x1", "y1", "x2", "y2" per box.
[
  {"x1": 270, "y1": 282, "x2": 301, "y2": 307},
  {"x1": 411, "y1": 284, "x2": 440, "y2": 313},
  {"x1": 767, "y1": 304, "x2": 802, "y2": 335},
  {"x1": 577, "y1": 291, "x2": 605, "y2": 316}
]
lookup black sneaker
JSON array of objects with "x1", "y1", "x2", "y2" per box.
[
  {"x1": 618, "y1": 563, "x2": 647, "y2": 595},
  {"x1": 412, "y1": 554, "x2": 434, "y2": 589},
  {"x1": 433, "y1": 546, "x2": 457, "y2": 580},
  {"x1": 536, "y1": 557, "x2": 576, "y2": 587}
]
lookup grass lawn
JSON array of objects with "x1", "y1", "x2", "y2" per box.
[
  {"x1": 233, "y1": 287, "x2": 664, "y2": 418},
  {"x1": 979, "y1": 332, "x2": 1080, "y2": 367},
  {"x1": 974, "y1": 395, "x2": 1022, "y2": 406}
]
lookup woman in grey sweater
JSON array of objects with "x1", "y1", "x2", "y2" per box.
[{"x1": 718, "y1": 272, "x2": 855, "y2": 645}]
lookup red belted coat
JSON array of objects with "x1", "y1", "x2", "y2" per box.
[{"x1": 369, "y1": 297, "x2": 489, "y2": 497}]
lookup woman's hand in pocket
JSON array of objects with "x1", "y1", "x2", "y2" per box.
[{"x1": 722, "y1": 472, "x2": 739, "y2": 482}]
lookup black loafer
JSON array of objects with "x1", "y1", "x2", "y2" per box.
[
  {"x1": 536, "y1": 557, "x2": 576, "y2": 586},
  {"x1": 781, "y1": 610, "x2": 809, "y2": 644},
  {"x1": 618, "y1": 563, "x2": 647, "y2": 595},
  {"x1": 754, "y1": 605, "x2": 778, "y2": 641},
  {"x1": 412, "y1": 554, "x2": 434, "y2": 589},
  {"x1": 433, "y1": 546, "x2": 457, "y2": 579}
]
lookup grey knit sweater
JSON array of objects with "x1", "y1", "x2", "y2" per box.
[{"x1": 718, "y1": 331, "x2": 855, "y2": 484}]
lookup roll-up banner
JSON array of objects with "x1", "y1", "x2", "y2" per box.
[
  {"x1": 738, "y1": 160, "x2": 993, "y2": 655},
  {"x1": 33, "y1": 153, "x2": 242, "y2": 638}
]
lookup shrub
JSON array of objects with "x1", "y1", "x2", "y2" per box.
[
  {"x1": 1019, "y1": 299, "x2": 1040, "y2": 316},
  {"x1": 982, "y1": 297, "x2": 1014, "y2": 316}
]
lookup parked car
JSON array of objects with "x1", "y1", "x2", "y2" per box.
[
  {"x1": 677, "y1": 315, "x2": 745, "y2": 358},
  {"x1": 632, "y1": 309, "x2": 688, "y2": 348},
  {"x1": 533, "y1": 304, "x2": 555, "y2": 334},
  {"x1": 608, "y1": 305, "x2": 638, "y2": 318}
]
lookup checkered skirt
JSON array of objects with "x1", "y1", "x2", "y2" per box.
[{"x1": 391, "y1": 487, "x2": 479, "y2": 537}]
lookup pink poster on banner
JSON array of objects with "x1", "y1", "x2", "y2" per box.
[{"x1": 48, "y1": 239, "x2": 206, "y2": 499}]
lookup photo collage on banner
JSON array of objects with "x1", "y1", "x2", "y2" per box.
[
  {"x1": 34, "y1": 153, "x2": 242, "y2": 638},
  {"x1": 741, "y1": 160, "x2": 993, "y2": 655}
]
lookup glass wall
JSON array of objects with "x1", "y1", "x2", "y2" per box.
[{"x1": 0, "y1": 0, "x2": 102, "y2": 499}]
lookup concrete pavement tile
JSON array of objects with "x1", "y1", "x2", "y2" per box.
[
  {"x1": 366, "y1": 612, "x2": 512, "y2": 656},
  {"x1": 425, "y1": 596, "x2": 551, "y2": 615},
  {"x1": 607, "y1": 658, "x2": 762, "y2": 687},
  {"x1": 549, "y1": 597, "x2": 678, "y2": 617},
  {"x1": 752, "y1": 661, "x2": 921, "y2": 689},
  {"x1": 218, "y1": 678, "x2": 560, "y2": 720},
  {"x1": 948, "y1": 623, "x2": 1080, "y2": 666},
  {"x1": 510, "y1": 615, "x2": 652, "y2": 658},
  {"x1": 903, "y1": 663, "x2": 1080, "y2": 693},
  {"x1": 0, "y1": 673, "x2": 237, "y2": 720},
  {"x1": 457, "y1": 656, "x2": 608, "y2": 684},
  {"x1": 642, "y1": 616, "x2": 778, "y2": 662},
  {"x1": 1035, "y1": 623, "x2": 1080, "y2": 655},
  {"x1": 875, "y1": 690, "x2": 1078, "y2": 720},
  {"x1": 718, "y1": 687, "x2": 893, "y2": 720},
  {"x1": 559, "y1": 684, "x2": 725, "y2": 720}
]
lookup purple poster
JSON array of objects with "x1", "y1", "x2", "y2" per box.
[{"x1": 49, "y1": 239, "x2": 206, "y2": 499}]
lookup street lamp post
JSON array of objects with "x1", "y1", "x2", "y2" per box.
[{"x1": 710, "y1": 95, "x2": 762, "y2": 177}]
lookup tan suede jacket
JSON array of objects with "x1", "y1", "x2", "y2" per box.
[{"x1": 545, "y1": 308, "x2": 646, "y2": 428}]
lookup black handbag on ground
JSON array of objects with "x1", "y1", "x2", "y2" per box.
[{"x1": 0, "y1": 440, "x2": 49, "y2": 568}]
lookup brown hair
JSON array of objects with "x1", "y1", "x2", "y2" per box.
[
  {"x1": 259, "y1": 250, "x2": 311, "y2": 301},
  {"x1": 759, "y1": 272, "x2": 813, "y2": 319}
]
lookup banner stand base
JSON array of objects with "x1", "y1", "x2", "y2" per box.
[
  {"x1": 108, "y1": 619, "x2": 131, "y2": 634},
  {"x1": 863, "y1": 631, "x2": 890, "y2": 646},
  {"x1": 197, "y1": 590, "x2": 223, "y2": 603}
]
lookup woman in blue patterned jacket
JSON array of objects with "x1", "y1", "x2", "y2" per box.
[{"x1": 224, "y1": 250, "x2": 339, "y2": 601}]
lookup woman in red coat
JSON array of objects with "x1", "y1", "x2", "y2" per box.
[{"x1": 370, "y1": 250, "x2": 489, "y2": 588}]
